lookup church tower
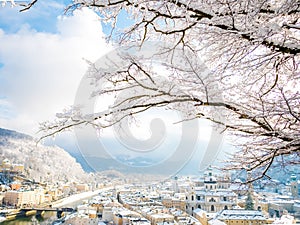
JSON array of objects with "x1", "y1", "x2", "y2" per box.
[{"x1": 204, "y1": 166, "x2": 217, "y2": 191}]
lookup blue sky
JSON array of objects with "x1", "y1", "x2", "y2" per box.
[
  {"x1": 0, "y1": 1, "x2": 229, "y2": 174},
  {"x1": 0, "y1": 0, "x2": 125, "y2": 35},
  {"x1": 0, "y1": 1, "x2": 70, "y2": 33},
  {"x1": 0, "y1": 0, "x2": 111, "y2": 133},
  {"x1": 1, "y1": 1, "x2": 67, "y2": 121}
]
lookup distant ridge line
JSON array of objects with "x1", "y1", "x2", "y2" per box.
[{"x1": 0, "y1": 127, "x2": 32, "y2": 140}]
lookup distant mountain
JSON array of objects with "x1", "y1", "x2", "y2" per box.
[
  {"x1": 115, "y1": 155, "x2": 155, "y2": 167},
  {"x1": 0, "y1": 127, "x2": 91, "y2": 184},
  {"x1": 0, "y1": 127, "x2": 30, "y2": 137},
  {"x1": 0, "y1": 128, "x2": 32, "y2": 145},
  {"x1": 67, "y1": 151, "x2": 95, "y2": 173}
]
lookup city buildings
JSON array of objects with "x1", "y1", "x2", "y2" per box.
[
  {"x1": 0, "y1": 156, "x2": 300, "y2": 225},
  {"x1": 215, "y1": 210, "x2": 268, "y2": 225},
  {"x1": 3, "y1": 189, "x2": 45, "y2": 207}
]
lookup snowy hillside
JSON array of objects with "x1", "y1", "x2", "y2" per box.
[{"x1": 0, "y1": 128, "x2": 89, "y2": 183}]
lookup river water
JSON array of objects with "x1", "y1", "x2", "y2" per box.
[
  {"x1": 0, "y1": 211, "x2": 57, "y2": 225},
  {"x1": 0, "y1": 198, "x2": 89, "y2": 225}
]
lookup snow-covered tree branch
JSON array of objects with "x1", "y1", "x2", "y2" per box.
[
  {"x1": 25, "y1": 0, "x2": 299, "y2": 181},
  {"x1": 1, "y1": 0, "x2": 38, "y2": 12}
]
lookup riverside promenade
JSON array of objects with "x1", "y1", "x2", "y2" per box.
[{"x1": 51, "y1": 186, "x2": 113, "y2": 208}]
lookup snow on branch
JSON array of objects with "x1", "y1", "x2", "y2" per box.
[{"x1": 19, "y1": 0, "x2": 300, "y2": 181}]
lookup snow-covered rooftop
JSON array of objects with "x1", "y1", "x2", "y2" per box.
[{"x1": 216, "y1": 210, "x2": 266, "y2": 221}]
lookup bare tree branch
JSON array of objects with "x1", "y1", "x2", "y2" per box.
[{"x1": 19, "y1": 0, "x2": 38, "y2": 12}]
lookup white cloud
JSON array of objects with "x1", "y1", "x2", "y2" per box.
[{"x1": 0, "y1": 8, "x2": 112, "y2": 135}]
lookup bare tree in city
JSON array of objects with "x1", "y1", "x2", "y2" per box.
[{"x1": 24, "y1": 0, "x2": 299, "y2": 181}]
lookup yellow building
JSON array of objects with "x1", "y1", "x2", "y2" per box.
[
  {"x1": 46, "y1": 189, "x2": 59, "y2": 201},
  {"x1": 1, "y1": 158, "x2": 11, "y2": 170},
  {"x1": 3, "y1": 189, "x2": 45, "y2": 207},
  {"x1": 76, "y1": 183, "x2": 90, "y2": 192},
  {"x1": 148, "y1": 213, "x2": 174, "y2": 225},
  {"x1": 88, "y1": 208, "x2": 97, "y2": 219},
  {"x1": 4, "y1": 191, "x2": 35, "y2": 207},
  {"x1": 90, "y1": 202, "x2": 104, "y2": 213},
  {"x1": 11, "y1": 164, "x2": 24, "y2": 173},
  {"x1": 0, "y1": 159, "x2": 24, "y2": 173},
  {"x1": 162, "y1": 198, "x2": 186, "y2": 211},
  {"x1": 193, "y1": 208, "x2": 208, "y2": 225},
  {"x1": 215, "y1": 210, "x2": 269, "y2": 225},
  {"x1": 113, "y1": 210, "x2": 142, "y2": 225}
]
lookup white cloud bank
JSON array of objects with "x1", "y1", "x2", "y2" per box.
[{"x1": 0, "y1": 8, "x2": 111, "y2": 135}]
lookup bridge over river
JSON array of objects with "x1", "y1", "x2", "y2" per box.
[
  {"x1": 20, "y1": 207, "x2": 75, "y2": 218},
  {"x1": 1, "y1": 186, "x2": 116, "y2": 222},
  {"x1": 1, "y1": 207, "x2": 75, "y2": 221}
]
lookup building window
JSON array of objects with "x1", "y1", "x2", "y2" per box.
[
  {"x1": 223, "y1": 197, "x2": 227, "y2": 201},
  {"x1": 192, "y1": 207, "x2": 194, "y2": 211},
  {"x1": 197, "y1": 195, "x2": 200, "y2": 201},
  {"x1": 209, "y1": 198, "x2": 216, "y2": 202},
  {"x1": 191, "y1": 195, "x2": 194, "y2": 201},
  {"x1": 211, "y1": 205, "x2": 215, "y2": 211},
  {"x1": 198, "y1": 205, "x2": 201, "y2": 209},
  {"x1": 224, "y1": 205, "x2": 228, "y2": 210}
]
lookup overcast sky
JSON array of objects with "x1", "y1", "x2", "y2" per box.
[{"x1": 0, "y1": 0, "x2": 230, "y2": 174}]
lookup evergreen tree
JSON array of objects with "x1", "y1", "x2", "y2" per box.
[{"x1": 245, "y1": 192, "x2": 254, "y2": 210}]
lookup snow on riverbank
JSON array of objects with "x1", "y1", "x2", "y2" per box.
[{"x1": 52, "y1": 187, "x2": 112, "y2": 208}]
